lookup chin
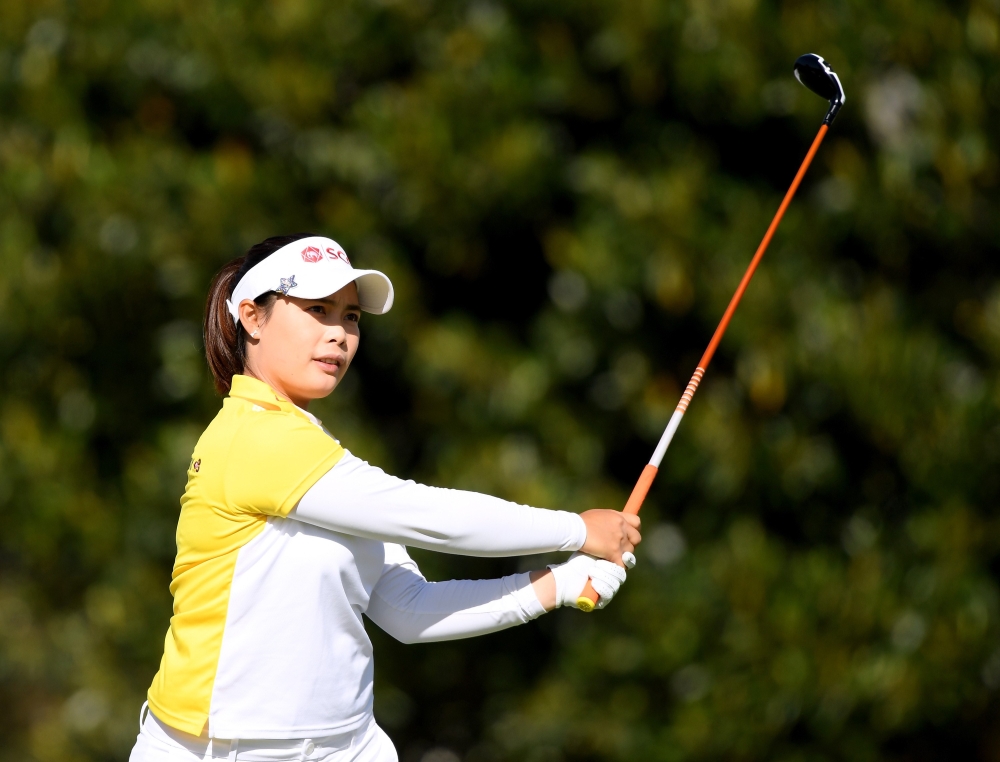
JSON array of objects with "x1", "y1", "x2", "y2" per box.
[{"x1": 309, "y1": 372, "x2": 341, "y2": 399}]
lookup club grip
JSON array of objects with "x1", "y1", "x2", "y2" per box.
[{"x1": 576, "y1": 464, "x2": 658, "y2": 612}]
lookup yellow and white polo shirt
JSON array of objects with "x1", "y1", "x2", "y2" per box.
[
  {"x1": 147, "y1": 375, "x2": 349, "y2": 737},
  {"x1": 147, "y1": 375, "x2": 588, "y2": 740}
]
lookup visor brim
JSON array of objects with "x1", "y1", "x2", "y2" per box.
[{"x1": 289, "y1": 269, "x2": 394, "y2": 315}]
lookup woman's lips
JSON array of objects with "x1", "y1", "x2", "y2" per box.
[{"x1": 314, "y1": 357, "x2": 342, "y2": 373}]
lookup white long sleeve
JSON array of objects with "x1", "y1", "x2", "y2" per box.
[
  {"x1": 290, "y1": 451, "x2": 587, "y2": 556},
  {"x1": 366, "y1": 544, "x2": 546, "y2": 643}
]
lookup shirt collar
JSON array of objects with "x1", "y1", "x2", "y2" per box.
[{"x1": 228, "y1": 375, "x2": 315, "y2": 423}]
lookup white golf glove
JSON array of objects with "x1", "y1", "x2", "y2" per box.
[{"x1": 548, "y1": 552, "x2": 628, "y2": 610}]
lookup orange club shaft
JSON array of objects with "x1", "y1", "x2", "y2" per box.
[{"x1": 575, "y1": 123, "x2": 831, "y2": 612}]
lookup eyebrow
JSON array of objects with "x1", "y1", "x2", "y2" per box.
[{"x1": 314, "y1": 297, "x2": 362, "y2": 311}]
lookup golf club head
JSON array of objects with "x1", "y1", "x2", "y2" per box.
[{"x1": 794, "y1": 53, "x2": 845, "y2": 124}]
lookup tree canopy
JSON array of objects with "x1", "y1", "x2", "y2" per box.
[{"x1": 2, "y1": 0, "x2": 1000, "y2": 760}]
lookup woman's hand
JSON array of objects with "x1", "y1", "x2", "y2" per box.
[
  {"x1": 530, "y1": 553, "x2": 628, "y2": 611},
  {"x1": 579, "y1": 509, "x2": 641, "y2": 567}
]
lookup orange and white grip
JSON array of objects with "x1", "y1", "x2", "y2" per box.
[{"x1": 575, "y1": 369, "x2": 705, "y2": 611}]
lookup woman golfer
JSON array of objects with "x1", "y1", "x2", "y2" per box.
[{"x1": 130, "y1": 234, "x2": 641, "y2": 762}]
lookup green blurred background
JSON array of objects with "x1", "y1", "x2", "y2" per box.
[{"x1": 3, "y1": 0, "x2": 1000, "y2": 760}]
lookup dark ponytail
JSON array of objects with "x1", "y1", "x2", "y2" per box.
[{"x1": 204, "y1": 234, "x2": 316, "y2": 393}]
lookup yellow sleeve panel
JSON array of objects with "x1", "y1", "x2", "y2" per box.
[
  {"x1": 147, "y1": 377, "x2": 345, "y2": 735},
  {"x1": 222, "y1": 407, "x2": 346, "y2": 518}
]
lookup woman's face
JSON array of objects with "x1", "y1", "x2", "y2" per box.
[{"x1": 239, "y1": 282, "x2": 361, "y2": 409}]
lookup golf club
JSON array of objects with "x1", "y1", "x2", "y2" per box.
[{"x1": 577, "y1": 53, "x2": 846, "y2": 611}]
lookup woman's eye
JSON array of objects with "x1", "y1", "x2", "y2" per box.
[
  {"x1": 308, "y1": 305, "x2": 326, "y2": 314},
  {"x1": 346, "y1": 313, "x2": 360, "y2": 323}
]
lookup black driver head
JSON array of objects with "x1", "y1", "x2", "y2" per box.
[{"x1": 794, "y1": 54, "x2": 845, "y2": 124}]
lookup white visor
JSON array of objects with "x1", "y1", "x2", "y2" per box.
[{"x1": 226, "y1": 236, "x2": 394, "y2": 322}]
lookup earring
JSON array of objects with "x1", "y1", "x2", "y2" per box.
[{"x1": 250, "y1": 329, "x2": 259, "y2": 338}]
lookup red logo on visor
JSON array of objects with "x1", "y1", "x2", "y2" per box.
[
  {"x1": 325, "y1": 247, "x2": 351, "y2": 265},
  {"x1": 301, "y1": 246, "x2": 324, "y2": 263}
]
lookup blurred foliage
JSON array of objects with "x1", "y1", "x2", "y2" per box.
[{"x1": 2, "y1": 0, "x2": 1000, "y2": 760}]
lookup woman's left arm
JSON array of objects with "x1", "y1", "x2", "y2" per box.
[
  {"x1": 366, "y1": 545, "x2": 625, "y2": 644},
  {"x1": 366, "y1": 545, "x2": 546, "y2": 644}
]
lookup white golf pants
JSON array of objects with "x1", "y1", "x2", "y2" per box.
[{"x1": 129, "y1": 705, "x2": 398, "y2": 762}]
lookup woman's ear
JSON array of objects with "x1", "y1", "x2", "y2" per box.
[{"x1": 238, "y1": 300, "x2": 261, "y2": 339}]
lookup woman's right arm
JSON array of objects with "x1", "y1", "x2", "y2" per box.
[{"x1": 289, "y1": 451, "x2": 640, "y2": 560}]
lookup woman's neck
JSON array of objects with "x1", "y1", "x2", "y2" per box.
[{"x1": 242, "y1": 367, "x2": 310, "y2": 410}]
